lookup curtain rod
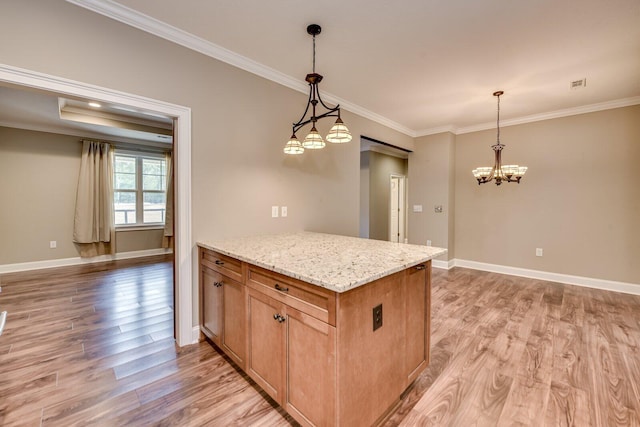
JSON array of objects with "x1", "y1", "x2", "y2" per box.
[{"x1": 81, "y1": 138, "x2": 172, "y2": 153}]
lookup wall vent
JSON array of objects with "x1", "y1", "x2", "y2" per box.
[{"x1": 570, "y1": 78, "x2": 587, "y2": 90}]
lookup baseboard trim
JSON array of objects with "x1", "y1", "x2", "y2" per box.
[
  {"x1": 192, "y1": 326, "x2": 202, "y2": 345},
  {"x1": 431, "y1": 259, "x2": 454, "y2": 270},
  {"x1": 0, "y1": 248, "x2": 173, "y2": 274},
  {"x1": 451, "y1": 258, "x2": 640, "y2": 296}
]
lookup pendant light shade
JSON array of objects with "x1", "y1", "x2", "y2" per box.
[
  {"x1": 326, "y1": 117, "x2": 352, "y2": 143},
  {"x1": 302, "y1": 126, "x2": 326, "y2": 149},
  {"x1": 283, "y1": 134, "x2": 304, "y2": 154}
]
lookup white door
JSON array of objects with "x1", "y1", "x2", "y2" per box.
[{"x1": 389, "y1": 175, "x2": 406, "y2": 242}]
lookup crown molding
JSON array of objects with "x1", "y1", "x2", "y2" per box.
[
  {"x1": 414, "y1": 125, "x2": 458, "y2": 137},
  {"x1": 62, "y1": 1, "x2": 640, "y2": 139},
  {"x1": 455, "y1": 96, "x2": 640, "y2": 135},
  {"x1": 65, "y1": 0, "x2": 415, "y2": 137}
]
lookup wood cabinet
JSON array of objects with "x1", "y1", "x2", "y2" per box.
[
  {"x1": 199, "y1": 245, "x2": 430, "y2": 427},
  {"x1": 246, "y1": 288, "x2": 285, "y2": 402},
  {"x1": 199, "y1": 248, "x2": 246, "y2": 369},
  {"x1": 201, "y1": 266, "x2": 223, "y2": 346},
  {"x1": 246, "y1": 284, "x2": 336, "y2": 427}
]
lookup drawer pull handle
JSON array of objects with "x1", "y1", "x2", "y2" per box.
[
  {"x1": 213, "y1": 281, "x2": 223, "y2": 288},
  {"x1": 275, "y1": 284, "x2": 289, "y2": 293},
  {"x1": 215, "y1": 260, "x2": 225, "y2": 266},
  {"x1": 273, "y1": 313, "x2": 286, "y2": 323},
  {"x1": 415, "y1": 264, "x2": 426, "y2": 270}
]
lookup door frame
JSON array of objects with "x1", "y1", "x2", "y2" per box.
[
  {"x1": 389, "y1": 174, "x2": 407, "y2": 243},
  {"x1": 0, "y1": 64, "x2": 194, "y2": 346}
]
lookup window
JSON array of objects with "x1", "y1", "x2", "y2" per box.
[{"x1": 114, "y1": 152, "x2": 167, "y2": 226}]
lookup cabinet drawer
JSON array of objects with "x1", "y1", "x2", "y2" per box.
[
  {"x1": 200, "y1": 248, "x2": 244, "y2": 283},
  {"x1": 247, "y1": 266, "x2": 336, "y2": 326}
]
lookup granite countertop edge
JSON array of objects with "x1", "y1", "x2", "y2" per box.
[{"x1": 198, "y1": 232, "x2": 447, "y2": 293}]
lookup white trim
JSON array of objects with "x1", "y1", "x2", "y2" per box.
[
  {"x1": 0, "y1": 248, "x2": 172, "y2": 274},
  {"x1": 432, "y1": 258, "x2": 456, "y2": 270},
  {"x1": 414, "y1": 125, "x2": 459, "y2": 138},
  {"x1": 431, "y1": 259, "x2": 451, "y2": 270},
  {"x1": 0, "y1": 63, "x2": 193, "y2": 347},
  {"x1": 451, "y1": 258, "x2": 640, "y2": 296},
  {"x1": 453, "y1": 96, "x2": 640, "y2": 135},
  {"x1": 192, "y1": 326, "x2": 202, "y2": 345},
  {"x1": 64, "y1": 0, "x2": 415, "y2": 138}
]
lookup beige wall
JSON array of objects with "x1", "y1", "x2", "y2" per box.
[
  {"x1": 116, "y1": 229, "x2": 165, "y2": 253},
  {"x1": 0, "y1": 0, "x2": 413, "y2": 323},
  {"x1": 0, "y1": 127, "x2": 167, "y2": 264},
  {"x1": 455, "y1": 106, "x2": 640, "y2": 284},
  {"x1": 359, "y1": 151, "x2": 370, "y2": 238},
  {"x1": 0, "y1": 0, "x2": 414, "y2": 242},
  {"x1": 2, "y1": 1, "x2": 636, "y2": 319},
  {"x1": 0, "y1": 127, "x2": 81, "y2": 264},
  {"x1": 366, "y1": 151, "x2": 408, "y2": 241},
  {"x1": 407, "y1": 132, "x2": 456, "y2": 260}
]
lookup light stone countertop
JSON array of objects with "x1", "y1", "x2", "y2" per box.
[{"x1": 198, "y1": 232, "x2": 447, "y2": 293}]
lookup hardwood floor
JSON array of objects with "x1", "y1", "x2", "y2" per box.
[{"x1": 1, "y1": 259, "x2": 639, "y2": 426}]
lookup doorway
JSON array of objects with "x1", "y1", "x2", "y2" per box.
[
  {"x1": 0, "y1": 64, "x2": 193, "y2": 346},
  {"x1": 359, "y1": 135, "x2": 411, "y2": 242},
  {"x1": 389, "y1": 175, "x2": 406, "y2": 243}
]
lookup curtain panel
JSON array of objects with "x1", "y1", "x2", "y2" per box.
[
  {"x1": 162, "y1": 151, "x2": 174, "y2": 249},
  {"x1": 73, "y1": 140, "x2": 115, "y2": 257}
]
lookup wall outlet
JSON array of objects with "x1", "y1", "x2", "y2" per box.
[
  {"x1": 536, "y1": 248, "x2": 543, "y2": 257},
  {"x1": 372, "y1": 304, "x2": 383, "y2": 331},
  {"x1": 50, "y1": 240, "x2": 57, "y2": 249},
  {"x1": 271, "y1": 206, "x2": 279, "y2": 218},
  {"x1": 281, "y1": 206, "x2": 288, "y2": 217},
  {"x1": 426, "y1": 240, "x2": 432, "y2": 246}
]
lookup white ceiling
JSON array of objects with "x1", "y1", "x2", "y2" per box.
[{"x1": 67, "y1": 0, "x2": 640, "y2": 136}]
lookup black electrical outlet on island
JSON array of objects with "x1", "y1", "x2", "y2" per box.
[{"x1": 373, "y1": 304, "x2": 383, "y2": 331}]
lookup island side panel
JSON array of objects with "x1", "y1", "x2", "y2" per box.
[
  {"x1": 336, "y1": 270, "x2": 408, "y2": 427},
  {"x1": 405, "y1": 261, "x2": 431, "y2": 383}
]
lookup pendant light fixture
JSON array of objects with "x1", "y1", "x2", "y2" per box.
[
  {"x1": 472, "y1": 91, "x2": 527, "y2": 185},
  {"x1": 284, "y1": 24, "x2": 352, "y2": 155}
]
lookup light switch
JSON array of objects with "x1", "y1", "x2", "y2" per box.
[
  {"x1": 50, "y1": 240, "x2": 57, "y2": 249},
  {"x1": 413, "y1": 205, "x2": 423, "y2": 212},
  {"x1": 271, "y1": 206, "x2": 279, "y2": 218},
  {"x1": 281, "y1": 206, "x2": 288, "y2": 217}
]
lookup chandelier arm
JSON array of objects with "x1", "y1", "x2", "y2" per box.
[
  {"x1": 315, "y1": 87, "x2": 340, "y2": 112},
  {"x1": 292, "y1": 86, "x2": 315, "y2": 132}
]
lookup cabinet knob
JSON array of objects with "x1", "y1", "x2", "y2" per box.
[
  {"x1": 275, "y1": 284, "x2": 289, "y2": 293},
  {"x1": 213, "y1": 281, "x2": 223, "y2": 287},
  {"x1": 215, "y1": 260, "x2": 225, "y2": 266},
  {"x1": 415, "y1": 264, "x2": 426, "y2": 270},
  {"x1": 273, "y1": 313, "x2": 286, "y2": 323}
]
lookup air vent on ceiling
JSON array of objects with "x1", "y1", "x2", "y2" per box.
[{"x1": 570, "y1": 78, "x2": 587, "y2": 90}]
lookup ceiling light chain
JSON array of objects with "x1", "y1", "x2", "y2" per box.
[
  {"x1": 472, "y1": 91, "x2": 528, "y2": 185},
  {"x1": 283, "y1": 24, "x2": 352, "y2": 155}
]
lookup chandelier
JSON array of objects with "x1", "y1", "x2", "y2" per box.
[
  {"x1": 284, "y1": 24, "x2": 352, "y2": 155},
  {"x1": 472, "y1": 91, "x2": 527, "y2": 185}
]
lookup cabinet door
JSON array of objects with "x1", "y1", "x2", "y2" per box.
[
  {"x1": 405, "y1": 263, "x2": 429, "y2": 383},
  {"x1": 222, "y1": 276, "x2": 246, "y2": 369},
  {"x1": 285, "y1": 308, "x2": 336, "y2": 427},
  {"x1": 247, "y1": 288, "x2": 286, "y2": 404},
  {"x1": 201, "y1": 267, "x2": 223, "y2": 346}
]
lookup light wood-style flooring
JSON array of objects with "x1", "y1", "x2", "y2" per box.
[{"x1": 0, "y1": 257, "x2": 639, "y2": 426}]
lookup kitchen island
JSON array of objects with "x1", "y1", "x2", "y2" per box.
[{"x1": 198, "y1": 232, "x2": 446, "y2": 426}]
